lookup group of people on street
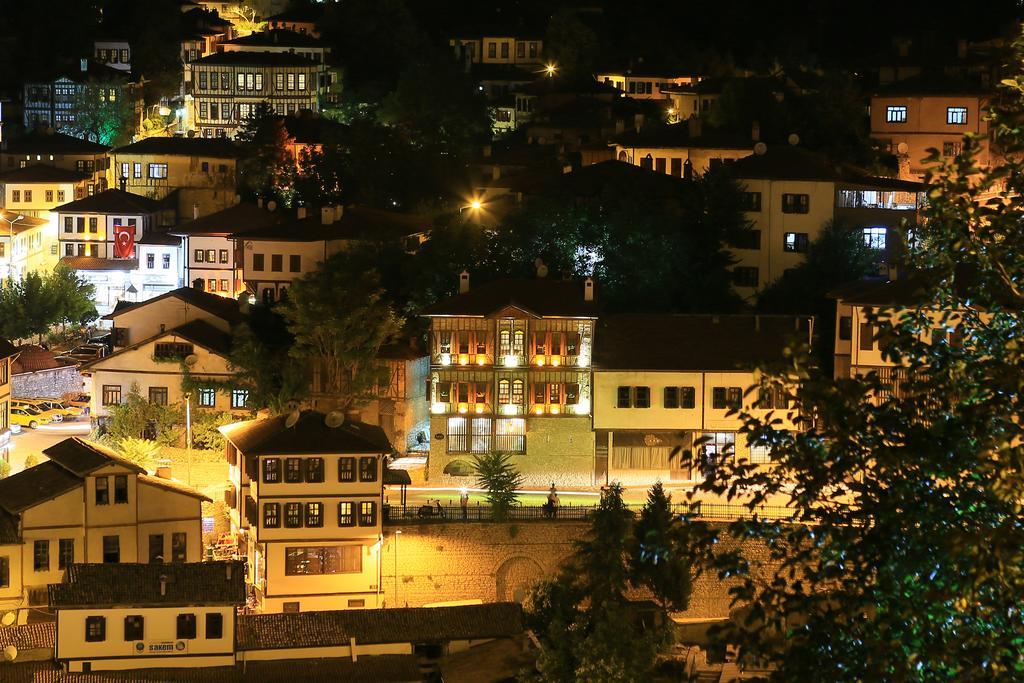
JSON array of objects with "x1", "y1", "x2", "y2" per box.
[{"x1": 456, "y1": 484, "x2": 562, "y2": 519}]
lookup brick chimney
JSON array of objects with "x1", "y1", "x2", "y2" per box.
[
  {"x1": 321, "y1": 207, "x2": 334, "y2": 225},
  {"x1": 297, "y1": 206, "x2": 307, "y2": 220},
  {"x1": 459, "y1": 270, "x2": 470, "y2": 294},
  {"x1": 584, "y1": 277, "x2": 594, "y2": 301}
]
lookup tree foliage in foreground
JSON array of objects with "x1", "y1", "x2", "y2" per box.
[
  {"x1": 470, "y1": 452, "x2": 523, "y2": 521},
  {"x1": 682, "y1": 37, "x2": 1024, "y2": 680},
  {"x1": 0, "y1": 266, "x2": 96, "y2": 342},
  {"x1": 525, "y1": 484, "x2": 691, "y2": 682}
]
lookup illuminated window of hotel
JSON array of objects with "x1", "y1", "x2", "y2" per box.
[
  {"x1": 566, "y1": 332, "x2": 580, "y2": 356},
  {"x1": 495, "y1": 418, "x2": 526, "y2": 452},
  {"x1": 285, "y1": 546, "x2": 360, "y2": 575},
  {"x1": 471, "y1": 418, "x2": 491, "y2": 452},
  {"x1": 749, "y1": 441, "x2": 773, "y2": 464},
  {"x1": 359, "y1": 457, "x2": 377, "y2": 482},
  {"x1": 263, "y1": 503, "x2": 280, "y2": 528},
  {"x1": 284, "y1": 502, "x2": 302, "y2": 528},
  {"x1": 305, "y1": 457, "x2": 324, "y2": 483},
  {"x1": 942, "y1": 141, "x2": 963, "y2": 157},
  {"x1": 550, "y1": 334, "x2": 561, "y2": 355},
  {"x1": 511, "y1": 379, "x2": 524, "y2": 405},
  {"x1": 947, "y1": 107, "x2": 967, "y2": 125},
  {"x1": 474, "y1": 384, "x2": 486, "y2": 404},
  {"x1": 439, "y1": 382, "x2": 452, "y2": 403},
  {"x1": 457, "y1": 332, "x2": 470, "y2": 355},
  {"x1": 439, "y1": 331, "x2": 452, "y2": 354},
  {"x1": 499, "y1": 329, "x2": 511, "y2": 356},
  {"x1": 447, "y1": 417, "x2": 468, "y2": 452},
  {"x1": 457, "y1": 382, "x2": 470, "y2": 403},
  {"x1": 549, "y1": 383, "x2": 561, "y2": 404},
  {"x1": 862, "y1": 227, "x2": 887, "y2": 250},
  {"x1": 565, "y1": 383, "x2": 579, "y2": 405},
  {"x1": 784, "y1": 232, "x2": 809, "y2": 253},
  {"x1": 512, "y1": 330, "x2": 525, "y2": 356},
  {"x1": 885, "y1": 105, "x2": 907, "y2": 123},
  {"x1": 305, "y1": 502, "x2": 323, "y2": 527},
  {"x1": 359, "y1": 501, "x2": 377, "y2": 526},
  {"x1": 338, "y1": 501, "x2": 354, "y2": 526},
  {"x1": 534, "y1": 334, "x2": 546, "y2": 355},
  {"x1": 498, "y1": 379, "x2": 510, "y2": 404},
  {"x1": 263, "y1": 458, "x2": 280, "y2": 483}
]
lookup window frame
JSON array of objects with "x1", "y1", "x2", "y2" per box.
[
  {"x1": 85, "y1": 616, "x2": 106, "y2": 642},
  {"x1": 176, "y1": 613, "x2": 197, "y2": 640}
]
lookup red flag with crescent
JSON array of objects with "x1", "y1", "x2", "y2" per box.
[{"x1": 113, "y1": 224, "x2": 135, "y2": 259}]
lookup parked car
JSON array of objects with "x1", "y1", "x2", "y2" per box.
[
  {"x1": 10, "y1": 407, "x2": 51, "y2": 429},
  {"x1": 65, "y1": 394, "x2": 91, "y2": 411},
  {"x1": 12, "y1": 400, "x2": 63, "y2": 423},
  {"x1": 32, "y1": 399, "x2": 84, "y2": 418}
]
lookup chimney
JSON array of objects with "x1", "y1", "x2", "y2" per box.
[
  {"x1": 459, "y1": 270, "x2": 470, "y2": 294},
  {"x1": 159, "y1": 575, "x2": 168, "y2": 597},
  {"x1": 634, "y1": 113, "x2": 644, "y2": 133},
  {"x1": 257, "y1": 197, "x2": 264, "y2": 209},
  {"x1": 482, "y1": 144, "x2": 492, "y2": 158},
  {"x1": 155, "y1": 460, "x2": 172, "y2": 479},
  {"x1": 751, "y1": 120, "x2": 760, "y2": 142},
  {"x1": 583, "y1": 277, "x2": 594, "y2": 301},
  {"x1": 688, "y1": 116, "x2": 702, "y2": 138},
  {"x1": 297, "y1": 206, "x2": 307, "y2": 220},
  {"x1": 80, "y1": 58, "x2": 88, "y2": 72},
  {"x1": 192, "y1": 203, "x2": 200, "y2": 220},
  {"x1": 321, "y1": 206, "x2": 334, "y2": 225},
  {"x1": 334, "y1": 205, "x2": 344, "y2": 221}
]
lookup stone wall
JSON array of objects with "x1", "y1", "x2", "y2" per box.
[
  {"x1": 378, "y1": 521, "x2": 766, "y2": 620},
  {"x1": 12, "y1": 367, "x2": 84, "y2": 399}
]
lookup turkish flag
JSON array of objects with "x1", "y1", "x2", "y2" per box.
[{"x1": 113, "y1": 224, "x2": 135, "y2": 259}]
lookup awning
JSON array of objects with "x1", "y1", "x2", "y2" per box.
[
  {"x1": 384, "y1": 468, "x2": 412, "y2": 486},
  {"x1": 609, "y1": 430, "x2": 693, "y2": 448}
]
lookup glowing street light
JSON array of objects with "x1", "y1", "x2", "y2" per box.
[{"x1": 544, "y1": 63, "x2": 557, "y2": 77}]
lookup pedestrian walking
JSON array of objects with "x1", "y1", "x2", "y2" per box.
[
  {"x1": 546, "y1": 483, "x2": 560, "y2": 519},
  {"x1": 460, "y1": 488, "x2": 469, "y2": 520}
]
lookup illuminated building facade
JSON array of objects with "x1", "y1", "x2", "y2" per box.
[
  {"x1": 728, "y1": 146, "x2": 924, "y2": 298},
  {"x1": 0, "y1": 131, "x2": 110, "y2": 193},
  {"x1": 0, "y1": 339, "x2": 13, "y2": 463},
  {"x1": 592, "y1": 314, "x2": 811, "y2": 485},
  {"x1": 220, "y1": 411, "x2": 390, "y2": 613},
  {"x1": 421, "y1": 274, "x2": 598, "y2": 487}
]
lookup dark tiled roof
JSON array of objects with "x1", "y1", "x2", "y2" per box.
[
  {"x1": 193, "y1": 51, "x2": 320, "y2": 67},
  {"x1": 0, "y1": 165, "x2": 90, "y2": 183},
  {"x1": 828, "y1": 277, "x2": 931, "y2": 306},
  {"x1": 49, "y1": 561, "x2": 246, "y2": 608},
  {"x1": 515, "y1": 160, "x2": 694, "y2": 198},
  {"x1": 238, "y1": 603, "x2": 524, "y2": 650},
  {"x1": 873, "y1": 72, "x2": 991, "y2": 97},
  {"x1": 230, "y1": 206, "x2": 429, "y2": 242},
  {"x1": 136, "y1": 230, "x2": 181, "y2": 246},
  {"x1": 0, "y1": 622, "x2": 55, "y2": 650},
  {"x1": 12, "y1": 344, "x2": 63, "y2": 373},
  {"x1": 2, "y1": 131, "x2": 109, "y2": 155},
  {"x1": 42, "y1": 437, "x2": 146, "y2": 477},
  {"x1": 58, "y1": 256, "x2": 137, "y2": 271},
  {"x1": 614, "y1": 124, "x2": 755, "y2": 150},
  {"x1": 138, "y1": 474, "x2": 212, "y2": 502},
  {"x1": 220, "y1": 411, "x2": 391, "y2": 456},
  {"x1": 104, "y1": 286, "x2": 243, "y2": 324},
  {"x1": 0, "y1": 508, "x2": 20, "y2": 543},
  {"x1": 112, "y1": 137, "x2": 240, "y2": 158},
  {"x1": 169, "y1": 318, "x2": 233, "y2": 355},
  {"x1": 593, "y1": 314, "x2": 813, "y2": 371},
  {"x1": 0, "y1": 461, "x2": 82, "y2": 514},
  {"x1": 224, "y1": 29, "x2": 327, "y2": 48},
  {"x1": 420, "y1": 278, "x2": 599, "y2": 318},
  {"x1": 53, "y1": 189, "x2": 161, "y2": 215},
  {"x1": 727, "y1": 146, "x2": 924, "y2": 190},
  {"x1": 170, "y1": 202, "x2": 284, "y2": 236}
]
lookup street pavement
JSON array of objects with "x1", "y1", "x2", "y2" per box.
[{"x1": 6, "y1": 419, "x2": 90, "y2": 473}]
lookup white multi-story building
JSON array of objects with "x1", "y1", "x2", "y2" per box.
[
  {"x1": 221, "y1": 411, "x2": 391, "y2": 613},
  {"x1": 727, "y1": 145, "x2": 924, "y2": 297},
  {"x1": 592, "y1": 314, "x2": 811, "y2": 485},
  {"x1": 50, "y1": 561, "x2": 245, "y2": 672},
  {"x1": 0, "y1": 437, "x2": 209, "y2": 615},
  {"x1": 82, "y1": 286, "x2": 246, "y2": 420}
]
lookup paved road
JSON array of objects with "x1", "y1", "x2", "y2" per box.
[{"x1": 7, "y1": 419, "x2": 90, "y2": 473}]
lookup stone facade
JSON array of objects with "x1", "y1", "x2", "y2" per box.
[
  {"x1": 12, "y1": 366, "x2": 84, "y2": 399},
  {"x1": 378, "y1": 521, "x2": 770, "y2": 620},
  {"x1": 427, "y1": 415, "x2": 596, "y2": 488}
]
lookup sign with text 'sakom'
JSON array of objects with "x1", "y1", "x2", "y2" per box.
[{"x1": 134, "y1": 640, "x2": 187, "y2": 655}]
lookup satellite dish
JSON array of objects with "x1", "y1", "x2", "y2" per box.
[
  {"x1": 286, "y1": 399, "x2": 300, "y2": 413},
  {"x1": 284, "y1": 410, "x2": 300, "y2": 429},
  {"x1": 3, "y1": 645, "x2": 17, "y2": 662},
  {"x1": 896, "y1": 142, "x2": 909, "y2": 155},
  {"x1": 1, "y1": 611, "x2": 15, "y2": 626},
  {"x1": 787, "y1": 133, "x2": 800, "y2": 146},
  {"x1": 753, "y1": 142, "x2": 768, "y2": 156},
  {"x1": 184, "y1": 354, "x2": 199, "y2": 367},
  {"x1": 325, "y1": 410, "x2": 345, "y2": 428}
]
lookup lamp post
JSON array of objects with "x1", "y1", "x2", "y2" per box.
[
  {"x1": 1, "y1": 213, "x2": 24, "y2": 282},
  {"x1": 393, "y1": 529, "x2": 401, "y2": 607},
  {"x1": 184, "y1": 392, "x2": 192, "y2": 485}
]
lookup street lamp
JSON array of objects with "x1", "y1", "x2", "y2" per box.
[
  {"x1": 544, "y1": 63, "x2": 557, "y2": 77},
  {"x1": 184, "y1": 392, "x2": 192, "y2": 485},
  {"x1": 0, "y1": 213, "x2": 24, "y2": 282},
  {"x1": 393, "y1": 529, "x2": 401, "y2": 607}
]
